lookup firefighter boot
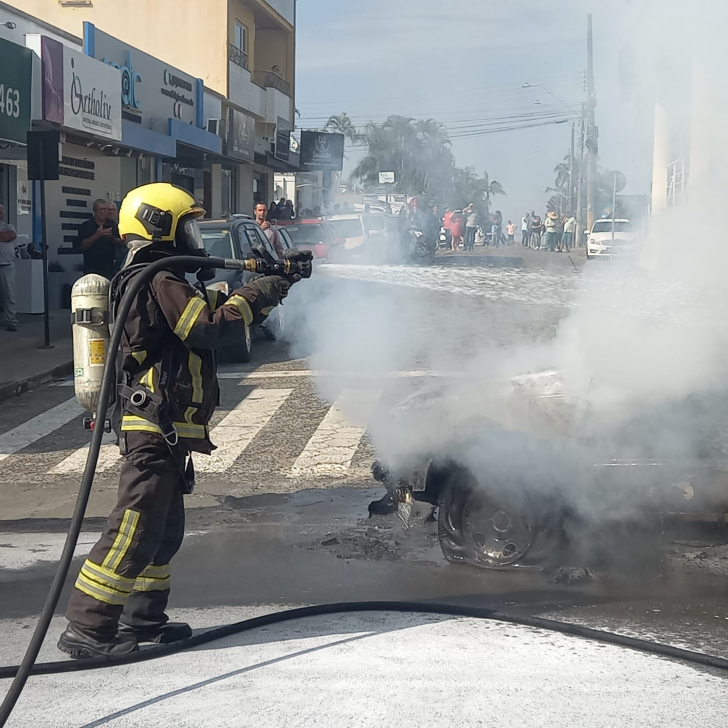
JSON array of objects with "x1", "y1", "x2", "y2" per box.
[
  {"x1": 58, "y1": 624, "x2": 138, "y2": 659},
  {"x1": 118, "y1": 621, "x2": 192, "y2": 644}
]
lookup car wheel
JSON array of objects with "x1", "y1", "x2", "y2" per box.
[
  {"x1": 226, "y1": 322, "x2": 253, "y2": 363},
  {"x1": 437, "y1": 466, "x2": 563, "y2": 569}
]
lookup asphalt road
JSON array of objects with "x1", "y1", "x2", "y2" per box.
[{"x1": 2, "y1": 250, "x2": 727, "y2": 726}]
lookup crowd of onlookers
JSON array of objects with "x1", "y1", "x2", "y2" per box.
[
  {"x1": 520, "y1": 211, "x2": 577, "y2": 252},
  {"x1": 434, "y1": 206, "x2": 579, "y2": 253},
  {"x1": 442, "y1": 205, "x2": 513, "y2": 251},
  {"x1": 266, "y1": 197, "x2": 297, "y2": 221}
]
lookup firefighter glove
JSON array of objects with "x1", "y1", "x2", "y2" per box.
[{"x1": 238, "y1": 275, "x2": 291, "y2": 319}]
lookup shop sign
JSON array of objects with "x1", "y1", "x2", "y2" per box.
[
  {"x1": 86, "y1": 24, "x2": 199, "y2": 128},
  {"x1": 228, "y1": 108, "x2": 255, "y2": 162},
  {"x1": 275, "y1": 116, "x2": 291, "y2": 163},
  {"x1": 0, "y1": 36, "x2": 33, "y2": 144},
  {"x1": 299, "y1": 131, "x2": 344, "y2": 172},
  {"x1": 41, "y1": 37, "x2": 122, "y2": 141}
]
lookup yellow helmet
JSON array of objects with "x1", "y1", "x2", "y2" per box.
[{"x1": 119, "y1": 182, "x2": 205, "y2": 242}]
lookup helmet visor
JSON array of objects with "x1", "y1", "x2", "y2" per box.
[{"x1": 180, "y1": 217, "x2": 205, "y2": 254}]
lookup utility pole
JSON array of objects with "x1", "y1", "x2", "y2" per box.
[
  {"x1": 569, "y1": 121, "x2": 575, "y2": 213},
  {"x1": 586, "y1": 13, "x2": 598, "y2": 233},
  {"x1": 575, "y1": 106, "x2": 586, "y2": 245}
]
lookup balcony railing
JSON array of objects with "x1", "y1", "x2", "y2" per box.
[
  {"x1": 254, "y1": 70, "x2": 291, "y2": 96},
  {"x1": 228, "y1": 43, "x2": 249, "y2": 70},
  {"x1": 666, "y1": 159, "x2": 688, "y2": 207}
]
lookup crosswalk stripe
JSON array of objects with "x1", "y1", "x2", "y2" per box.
[
  {"x1": 195, "y1": 388, "x2": 293, "y2": 473},
  {"x1": 49, "y1": 432, "x2": 120, "y2": 475},
  {"x1": 290, "y1": 389, "x2": 379, "y2": 478},
  {"x1": 0, "y1": 398, "x2": 83, "y2": 463},
  {"x1": 219, "y1": 370, "x2": 458, "y2": 380}
]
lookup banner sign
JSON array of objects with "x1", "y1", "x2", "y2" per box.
[
  {"x1": 275, "y1": 116, "x2": 291, "y2": 163},
  {"x1": 41, "y1": 37, "x2": 122, "y2": 141},
  {"x1": 228, "y1": 107, "x2": 255, "y2": 162},
  {"x1": 86, "y1": 24, "x2": 199, "y2": 128},
  {"x1": 299, "y1": 131, "x2": 344, "y2": 171}
]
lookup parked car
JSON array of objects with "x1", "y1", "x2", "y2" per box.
[
  {"x1": 195, "y1": 217, "x2": 279, "y2": 362},
  {"x1": 586, "y1": 219, "x2": 638, "y2": 260},
  {"x1": 277, "y1": 218, "x2": 344, "y2": 262},
  {"x1": 327, "y1": 213, "x2": 394, "y2": 263},
  {"x1": 368, "y1": 369, "x2": 728, "y2": 570}
]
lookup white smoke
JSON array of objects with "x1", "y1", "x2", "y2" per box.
[{"x1": 284, "y1": 0, "x2": 728, "y2": 527}]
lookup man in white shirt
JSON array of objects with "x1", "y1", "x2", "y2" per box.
[
  {"x1": 521, "y1": 213, "x2": 531, "y2": 246},
  {"x1": 254, "y1": 202, "x2": 284, "y2": 257},
  {"x1": 562, "y1": 213, "x2": 577, "y2": 251},
  {"x1": 0, "y1": 204, "x2": 18, "y2": 332}
]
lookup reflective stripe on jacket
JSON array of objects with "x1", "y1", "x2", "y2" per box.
[{"x1": 118, "y1": 268, "x2": 254, "y2": 454}]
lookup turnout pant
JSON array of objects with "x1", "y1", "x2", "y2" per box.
[{"x1": 66, "y1": 432, "x2": 186, "y2": 639}]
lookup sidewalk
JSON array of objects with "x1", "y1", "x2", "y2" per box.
[{"x1": 0, "y1": 311, "x2": 73, "y2": 401}]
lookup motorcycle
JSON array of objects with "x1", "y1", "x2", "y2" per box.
[{"x1": 401, "y1": 227, "x2": 435, "y2": 265}]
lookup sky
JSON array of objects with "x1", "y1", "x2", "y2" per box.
[{"x1": 295, "y1": 0, "x2": 655, "y2": 217}]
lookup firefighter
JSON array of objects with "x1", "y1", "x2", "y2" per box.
[{"x1": 58, "y1": 183, "x2": 301, "y2": 658}]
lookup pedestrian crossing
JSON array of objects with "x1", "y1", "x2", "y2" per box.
[
  {"x1": 290, "y1": 390, "x2": 378, "y2": 477},
  {"x1": 196, "y1": 389, "x2": 293, "y2": 474},
  {"x1": 0, "y1": 384, "x2": 385, "y2": 482},
  {"x1": 0, "y1": 398, "x2": 84, "y2": 463}
]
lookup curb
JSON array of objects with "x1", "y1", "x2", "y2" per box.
[{"x1": 0, "y1": 360, "x2": 73, "y2": 404}]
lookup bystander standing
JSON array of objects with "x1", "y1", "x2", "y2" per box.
[
  {"x1": 562, "y1": 212, "x2": 576, "y2": 251},
  {"x1": 0, "y1": 204, "x2": 18, "y2": 332},
  {"x1": 75, "y1": 199, "x2": 125, "y2": 279},
  {"x1": 254, "y1": 201, "x2": 284, "y2": 257}
]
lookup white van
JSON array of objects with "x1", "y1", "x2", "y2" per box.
[{"x1": 327, "y1": 213, "x2": 393, "y2": 263}]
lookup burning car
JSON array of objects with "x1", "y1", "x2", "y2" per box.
[{"x1": 368, "y1": 370, "x2": 728, "y2": 569}]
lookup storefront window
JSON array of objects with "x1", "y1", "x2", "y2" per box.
[{"x1": 0, "y1": 159, "x2": 32, "y2": 241}]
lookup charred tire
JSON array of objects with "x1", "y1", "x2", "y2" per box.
[
  {"x1": 437, "y1": 466, "x2": 563, "y2": 569},
  {"x1": 226, "y1": 322, "x2": 253, "y2": 363}
]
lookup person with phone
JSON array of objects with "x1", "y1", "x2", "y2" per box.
[{"x1": 76, "y1": 199, "x2": 126, "y2": 279}]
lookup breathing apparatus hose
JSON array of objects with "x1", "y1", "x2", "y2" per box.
[
  {"x1": 0, "y1": 256, "x2": 242, "y2": 727},
  {"x1": 2, "y1": 258, "x2": 728, "y2": 725}
]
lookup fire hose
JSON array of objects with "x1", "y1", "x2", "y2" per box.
[{"x1": 1, "y1": 256, "x2": 727, "y2": 726}]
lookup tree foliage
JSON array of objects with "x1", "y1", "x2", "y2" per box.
[
  {"x1": 324, "y1": 113, "x2": 361, "y2": 143},
  {"x1": 347, "y1": 114, "x2": 505, "y2": 209}
]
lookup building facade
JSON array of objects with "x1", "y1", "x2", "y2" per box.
[{"x1": 1, "y1": 0, "x2": 297, "y2": 216}]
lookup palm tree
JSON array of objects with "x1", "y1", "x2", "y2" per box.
[
  {"x1": 482, "y1": 171, "x2": 506, "y2": 214},
  {"x1": 324, "y1": 113, "x2": 361, "y2": 143}
]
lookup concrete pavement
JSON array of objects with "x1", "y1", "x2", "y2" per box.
[
  {"x1": 3, "y1": 610, "x2": 727, "y2": 727},
  {"x1": 0, "y1": 311, "x2": 72, "y2": 402},
  {"x1": 2, "y1": 257, "x2": 728, "y2": 725}
]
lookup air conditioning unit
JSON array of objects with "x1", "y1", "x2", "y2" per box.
[{"x1": 207, "y1": 118, "x2": 226, "y2": 136}]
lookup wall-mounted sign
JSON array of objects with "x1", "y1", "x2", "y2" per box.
[
  {"x1": 0, "y1": 36, "x2": 33, "y2": 144},
  {"x1": 85, "y1": 23, "x2": 200, "y2": 129},
  {"x1": 228, "y1": 107, "x2": 255, "y2": 162},
  {"x1": 41, "y1": 36, "x2": 122, "y2": 141},
  {"x1": 275, "y1": 116, "x2": 291, "y2": 163},
  {"x1": 299, "y1": 131, "x2": 344, "y2": 172}
]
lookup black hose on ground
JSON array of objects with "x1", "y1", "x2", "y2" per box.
[
  {"x1": 0, "y1": 256, "x2": 238, "y2": 727},
  {"x1": 1, "y1": 600, "x2": 727, "y2": 682},
  {"x1": 2, "y1": 256, "x2": 727, "y2": 723}
]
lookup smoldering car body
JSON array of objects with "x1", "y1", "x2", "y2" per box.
[{"x1": 370, "y1": 371, "x2": 728, "y2": 569}]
